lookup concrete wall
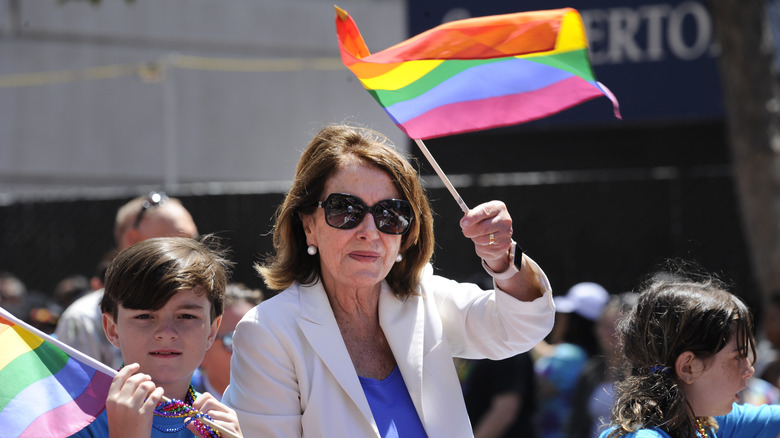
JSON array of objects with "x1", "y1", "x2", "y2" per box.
[{"x1": 0, "y1": 0, "x2": 406, "y2": 200}]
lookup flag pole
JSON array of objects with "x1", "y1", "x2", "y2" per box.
[
  {"x1": 0, "y1": 306, "x2": 240, "y2": 438},
  {"x1": 0, "y1": 306, "x2": 117, "y2": 377},
  {"x1": 414, "y1": 139, "x2": 469, "y2": 213}
]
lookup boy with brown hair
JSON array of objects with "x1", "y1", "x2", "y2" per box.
[{"x1": 71, "y1": 236, "x2": 242, "y2": 438}]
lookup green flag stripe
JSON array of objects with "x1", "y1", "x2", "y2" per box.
[
  {"x1": 0, "y1": 340, "x2": 69, "y2": 411},
  {"x1": 367, "y1": 49, "x2": 594, "y2": 107}
]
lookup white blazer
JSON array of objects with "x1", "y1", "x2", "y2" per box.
[{"x1": 223, "y1": 262, "x2": 554, "y2": 437}]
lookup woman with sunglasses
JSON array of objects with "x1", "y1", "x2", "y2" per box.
[{"x1": 222, "y1": 124, "x2": 555, "y2": 437}]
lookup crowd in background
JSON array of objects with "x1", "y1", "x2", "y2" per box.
[
  {"x1": 5, "y1": 257, "x2": 780, "y2": 438},
  {"x1": 4, "y1": 187, "x2": 780, "y2": 437}
]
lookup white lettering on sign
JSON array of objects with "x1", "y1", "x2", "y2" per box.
[{"x1": 582, "y1": 1, "x2": 717, "y2": 65}]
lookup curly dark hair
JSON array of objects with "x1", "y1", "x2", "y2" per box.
[{"x1": 606, "y1": 269, "x2": 755, "y2": 438}]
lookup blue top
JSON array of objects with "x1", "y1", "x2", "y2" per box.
[
  {"x1": 359, "y1": 366, "x2": 427, "y2": 438},
  {"x1": 69, "y1": 409, "x2": 199, "y2": 438},
  {"x1": 599, "y1": 403, "x2": 780, "y2": 438},
  {"x1": 70, "y1": 389, "x2": 211, "y2": 438}
]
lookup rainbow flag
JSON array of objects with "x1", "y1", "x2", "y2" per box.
[
  {"x1": 0, "y1": 306, "x2": 114, "y2": 437},
  {"x1": 335, "y1": 6, "x2": 620, "y2": 140}
]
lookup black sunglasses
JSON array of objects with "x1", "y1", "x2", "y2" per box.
[
  {"x1": 315, "y1": 193, "x2": 413, "y2": 235},
  {"x1": 133, "y1": 191, "x2": 169, "y2": 228}
]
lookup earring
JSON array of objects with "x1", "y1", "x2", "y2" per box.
[
  {"x1": 307, "y1": 245, "x2": 317, "y2": 256},
  {"x1": 395, "y1": 253, "x2": 403, "y2": 263}
]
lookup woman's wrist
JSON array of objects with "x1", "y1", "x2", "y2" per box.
[{"x1": 481, "y1": 241, "x2": 523, "y2": 281}]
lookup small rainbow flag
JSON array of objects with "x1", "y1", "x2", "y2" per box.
[
  {"x1": 0, "y1": 306, "x2": 114, "y2": 437},
  {"x1": 335, "y1": 7, "x2": 620, "y2": 140}
]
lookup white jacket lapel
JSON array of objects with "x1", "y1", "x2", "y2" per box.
[
  {"x1": 296, "y1": 281, "x2": 375, "y2": 427},
  {"x1": 378, "y1": 280, "x2": 426, "y2": 422}
]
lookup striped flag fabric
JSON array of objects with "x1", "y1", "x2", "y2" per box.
[
  {"x1": 335, "y1": 6, "x2": 620, "y2": 140},
  {"x1": 0, "y1": 306, "x2": 115, "y2": 437}
]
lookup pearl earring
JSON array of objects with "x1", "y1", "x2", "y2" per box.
[
  {"x1": 395, "y1": 253, "x2": 403, "y2": 263},
  {"x1": 307, "y1": 245, "x2": 317, "y2": 256}
]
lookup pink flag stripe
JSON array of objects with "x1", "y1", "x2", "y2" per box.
[
  {"x1": 394, "y1": 76, "x2": 612, "y2": 139},
  {"x1": 19, "y1": 369, "x2": 113, "y2": 437},
  {"x1": 5, "y1": 356, "x2": 108, "y2": 437},
  {"x1": 0, "y1": 306, "x2": 116, "y2": 438}
]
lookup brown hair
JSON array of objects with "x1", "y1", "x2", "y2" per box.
[
  {"x1": 101, "y1": 235, "x2": 233, "y2": 322},
  {"x1": 256, "y1": 124, "x2": 434, "y2": 298},
  {"x1": 606, "y1": 271, "x2": 755, "y2": 438}
]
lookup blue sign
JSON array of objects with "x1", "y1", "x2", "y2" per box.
[{"x1": 408, "y1": 0, "x2": 723, "y2": 125}]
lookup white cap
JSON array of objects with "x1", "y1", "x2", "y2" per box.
[{"x1": 554, "y1": 282, "x2": 609, "y2": 321}]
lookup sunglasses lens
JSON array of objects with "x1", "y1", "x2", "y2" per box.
[
  {"x1": 373, "y1": 200, "x2": 413, "y2": 234},
  {"x1": 321, "y1": 194, "x2": 413, "y2": 234},
  {"x1": 324, "y1": 194, "x2": 366, "y2": 229}
]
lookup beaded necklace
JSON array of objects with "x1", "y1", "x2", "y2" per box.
[
  {"x1": 694, "y1": 418, "x2": 709, "y2": 438},
  {"x1": 153, "y1": 385, "x2": 221, "y2": 438}
]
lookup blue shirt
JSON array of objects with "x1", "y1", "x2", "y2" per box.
[
  {"x1": 599, "y1": 403, "x2": 780, "y2": 438},
  {"x1": 359, "y1": 366, "x2": 427, "y2": 438},
  {"x1": 69, "y1": 409, "x2": 199, "y2": 438},
  {"x1": 69, "y1": 389, "x2": 210, "y2": 438}
]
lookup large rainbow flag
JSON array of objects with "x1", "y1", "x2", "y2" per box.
[
  {"x1": 0, "y1": 306, "x2": 114, "y2": 437},
  {"x1": 335, "y1": 6, "x2": 620, "y2": 140}
]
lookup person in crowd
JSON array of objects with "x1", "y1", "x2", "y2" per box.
[
  {"x1": 193, "y1": 283, "x2": 264, "y2": 400},
  {"x1": 26, "y1": 287, "x2": 66, "y2": 335},
  {"x1": 56, "y1": 191, "x2": 198, "y2": 369},
  {"x1": 222, "y1": 124, "x2": 555, "y2": 437},
  {"x1": 601, "y1": 268, "x2": 780, "y2": 438},
  {"x1": 0, "y1": 271, "x2": 28, "y2": 318},
  {"x1": 569, "y1": 292, "x2": 638, "y2": 438},
  {"x1": 70, "y1": 236, "x2": 242, "y2": 438},
  {"x1": 53, "y1": 274, "x2": 91, "y2": 310},
  {"x1": 458, "y1": 351, "x2": 538, "y2": 438},
  {"x1": 0, "y1": 270, "x2": 62, "y2": 333},
  {"x1": 758, "y1": 294, "x2": 780, "y2": 390},
  {"x1": 455, "y1": 272, "x2": 539, "y2": 438},
  {"x1": 534, "y1": 282, "x2": 609, "y2": 438},
  {"x1": 734, "y1": 287, "x2": 780, "y2": 408},
  {"x1": 88, "y1": 250, "x2": 118, "y2": 294}
]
